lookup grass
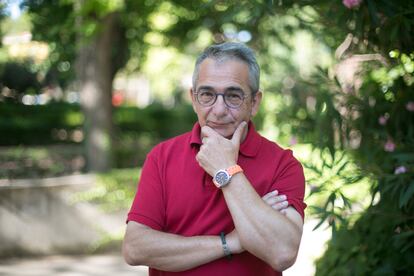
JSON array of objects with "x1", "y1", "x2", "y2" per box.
[{"x1": 69, "y1": 168, "x2": 141, "y2": 212}]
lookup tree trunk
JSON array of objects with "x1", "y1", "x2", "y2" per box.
[{"x1": 76, "y1": 12, "x2": 120, "y2": 172}]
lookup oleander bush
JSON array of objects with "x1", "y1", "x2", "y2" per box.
[{"x1": 275, "y1": 0, "x2": 414, "y2": 274}]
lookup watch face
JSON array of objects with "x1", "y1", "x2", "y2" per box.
[{"x1": 215, "y1": 170, "x2": 230, "y2": 186}]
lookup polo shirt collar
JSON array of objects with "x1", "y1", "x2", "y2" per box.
[{"x1": 189, "y1": 121, "x2": 262, "y2": 158}]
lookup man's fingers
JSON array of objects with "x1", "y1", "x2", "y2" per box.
[
  {"x1": 262, "y1": 191, "x2": 288, "y2": 211},
  {"x1": 265, "y1": 195, "x2": 287, "y2": 206},
  {"x1": 200, "y1": 125, "x2": 216, "y2": 139},
  {"x1": 262, "y1": 190, "x2": 279, "y2": 201},
  {"x1": 271, "y1": 201, "x2": 289, "y2": 211},
  {"x1": 231, "y1": 121, "x2": 247, "y2": 145}
]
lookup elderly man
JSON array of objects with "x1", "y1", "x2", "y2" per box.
[{"x1": 123, "y1": 42, "x2": 306, "y2": 276}]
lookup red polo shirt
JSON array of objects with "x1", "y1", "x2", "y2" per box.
[{"x1": 127, "y1": 122, "x2": 306, "y2": 276}]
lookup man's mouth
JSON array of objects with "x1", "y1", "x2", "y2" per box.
[{"x1": 208, "y1": 121, "x2": 231, "y2": 127}]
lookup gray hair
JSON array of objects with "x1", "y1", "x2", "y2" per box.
[{"x1": 192, "y1": 42, "x2": 260, "y2": 95}]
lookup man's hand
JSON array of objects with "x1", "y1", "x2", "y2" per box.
[
  {"x1": 196, "y1": 121, "x2": 247, "y2": 176},
  {"x1": 262, "y1": 190, "x2": 289, "y2": 216}
]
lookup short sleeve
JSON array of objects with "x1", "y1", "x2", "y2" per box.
[
  {"x1": 127, "y1": 148, "x2": 165, "y2": 231},
  {"x1": 271, "y1": 150, "x2": 306, "y2": 220}
]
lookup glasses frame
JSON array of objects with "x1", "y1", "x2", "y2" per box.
[{"x1": 193, "y1": 91, "x2": 249, "y2": 109}]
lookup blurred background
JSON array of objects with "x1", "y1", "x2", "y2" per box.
[{"x1": 0, "y1": 0, "x2": 413, "y2": 275}]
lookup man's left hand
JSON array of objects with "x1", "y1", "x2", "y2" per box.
[{"x1": 196, "y1": 121, "x2": 247, "y2": 176}]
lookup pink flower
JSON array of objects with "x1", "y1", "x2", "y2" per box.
[
  {"x1": 394, "y1": 166, "x2": 407, "y2": 175},
  {"x1": 384, "y1": 139, "x2": 396, "y2": 152},
  {"x1": 289, "y1": 136, "x2": 297, "y2": 146},
  {"x1": 406, "y1": 102, "x2": 414, "y2": 112},
  {"x1": 378, "y1": 115, "x2": 388, "y2": 125},
  {"x1": 343, "y1": 0, "x2": 362, "y2": 9}
]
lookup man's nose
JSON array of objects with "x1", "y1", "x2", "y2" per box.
[{"x1": 212, "y1": 94, "x2": 228, "y2": 115}]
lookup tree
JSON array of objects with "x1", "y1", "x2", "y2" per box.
[
  {"x1": 22, "y1": 0, "x2": 278, "y2": 172},
  {"x1": 23, "y1": 0, "x2": 129, "y2": 171}
]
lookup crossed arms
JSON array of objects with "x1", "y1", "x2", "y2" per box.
[{"x1": 122, "y1": 123, "x2": 304, "y2": 272}]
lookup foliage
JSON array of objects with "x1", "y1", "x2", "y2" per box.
[
  {"x1": 1, "y1": 10, "x2": 31, "y2": 36},
  {"x1": 312, "y1": 37, "x2": 414, "y2": 276},
  {"x1": 0, "y1": 102, "x2": 198, "y2": 178},
  {"x1": 70, "y1": 168, "x2": 139, "y2": 212},
  {"x1": 315, "y1": 199, "x2": 414, "y2": 275},
  {"x1": 302, "y1": 148, "x2": 369, "y2": 234},
  {"x1": 0, "y1": 145, "x2": 84, "y2": 179},
  {"x1": 268, "y1": 1, "x2": 414, "y2": 274},
  {"x1": 21, "y1": 0, "x2": 78, "y2": 88},
  {"x1": 0, "y1": 102, "x2": 196, "y2": 145},
  {"x1": 113, "y1": 103, "x2": 198, "y2": 168},
  {"x1": 20, "y1": 0, "x2": 272, "y2": 88},
  {"x1": 0, "y1": 102, "x2": 82, "y2": 145},
  {"x1": 0, "y1": 60, "x2": 41, "y2": 96}
]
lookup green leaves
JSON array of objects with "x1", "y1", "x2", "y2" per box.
[
  {"x1": 399, "y1": 180, "x2": 414, "y2": 208},
  {"x1": 303, "y1": 148, "x2": 369, "y2": 234}
]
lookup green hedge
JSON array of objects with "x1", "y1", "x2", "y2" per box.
[
  {"x1": 0, "y1": 102, "x2": 197, "y2": 146},
  {"x1": 0, "y1": 102, "x2": 198, "y2": 174},
  {"x1": 0, "y1": 102, "x2": 82, "y2": 145}
]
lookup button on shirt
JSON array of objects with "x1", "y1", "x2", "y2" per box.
[{"x1": 127, "y1": 121, "x2": 306, "y2": 276}]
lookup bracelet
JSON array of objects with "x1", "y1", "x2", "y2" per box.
[{"x1": 220, "y1": 232, "x2": 232, "y2": 260}]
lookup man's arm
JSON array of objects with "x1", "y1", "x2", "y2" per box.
[
  {"x1": 122, "y1": 190, "x2": 288, "y2": 271},
  {"x1": 222, "y1": 174, "x2": 303, "y2": 271},
  {"x1": 122, "y1": 221, "x2": 228, "y2": 272},
  {"x1": 197, "y1": 122, "x2": 304, "y2": 271}
]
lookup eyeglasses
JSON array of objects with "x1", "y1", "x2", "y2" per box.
[{"x1": 194, "y1": 90, "x2": 248, "y2": 109}]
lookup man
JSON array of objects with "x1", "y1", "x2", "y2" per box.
[{"x1": 123, "y1": 42, "x2": 306, "y2": 276}]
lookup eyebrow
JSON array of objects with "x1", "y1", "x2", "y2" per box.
[{"x1": 197, "y1": 85, "x2": 245, "y2": 93}]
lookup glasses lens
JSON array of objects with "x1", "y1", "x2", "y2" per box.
[
  {"x1": 196, "y1": 90, "x2": 246, "y2": 108},
  {"x1": 224, "y1": 91, "x2": 244, "y2": 108},
  {"x1": 197, "y1": 91, "x2": 216, "y2": 106}
]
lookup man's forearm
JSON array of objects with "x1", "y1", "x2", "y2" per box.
[
  {"x1": 222, "y1": 173, "x2": 303, "y2": 272},
  {"x1": 123, "y1": 221, "x2": 226, "y2": 272}
]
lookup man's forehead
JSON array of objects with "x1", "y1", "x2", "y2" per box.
[
  {"x1": 196, "y1": 58, "x2": 249, "y2": 85},
  {"x1": 192, "y1": 57, "x2": 251, "y2": 95}
]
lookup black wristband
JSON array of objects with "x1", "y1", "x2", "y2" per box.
[{"x1": 220, "y1": 232, "x2": 232, "y2": 260}]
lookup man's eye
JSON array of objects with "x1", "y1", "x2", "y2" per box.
[
  {"x1": 199, "y1": 91, "x2": 215, "y2": 99},
  {"x1": 226, "y1": 92, "x2": 243, "y2": 100},
  {"x1": 200, "y1": 91, "x2": 213, "y2": 96}
]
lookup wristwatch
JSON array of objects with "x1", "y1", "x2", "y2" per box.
[{"x1": 213, "y1": 165, "x2": 243, "y2": 188}]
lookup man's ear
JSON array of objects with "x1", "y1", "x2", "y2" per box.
[
  {"x1": 251, "y1": 91, "x2": 263, "y2": 117},
  {"x1": 189, "y1": 88, "x2": 197, "y2": 113}
]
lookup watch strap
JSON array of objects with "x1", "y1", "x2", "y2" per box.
[
  {"x1": 220, "y1": 232, "x2": 232, "y2": 260},
  {"x1": 226, "y1": 165, "x2": 243, "y2": 176}
]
